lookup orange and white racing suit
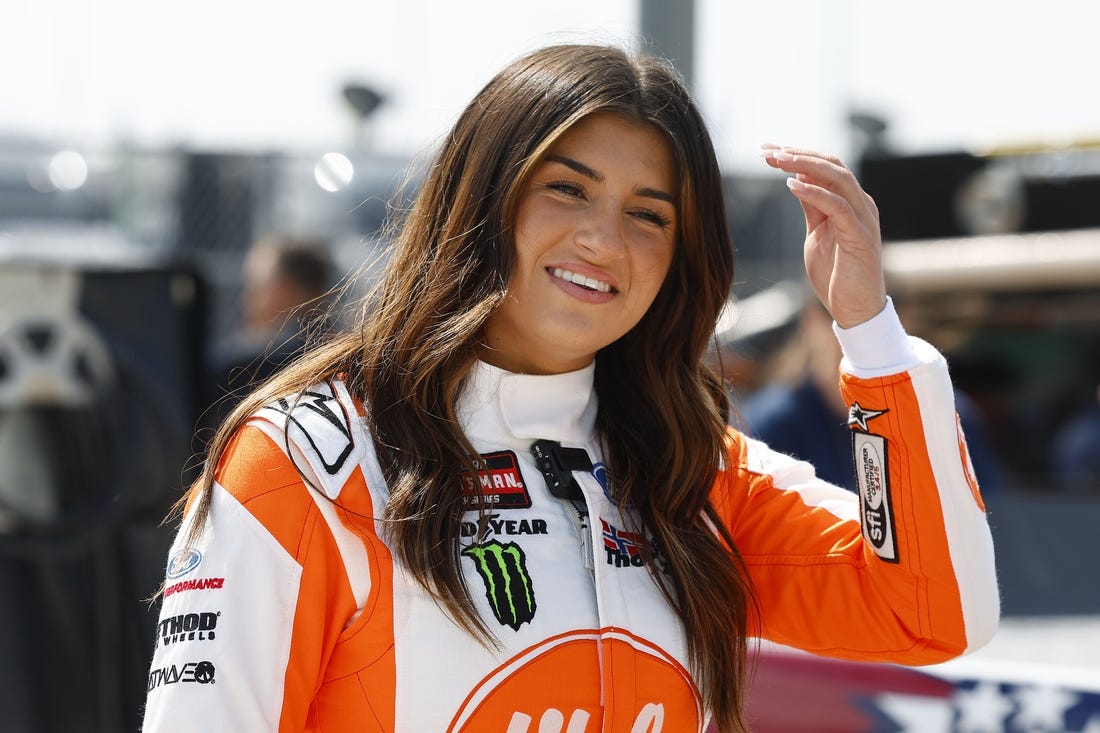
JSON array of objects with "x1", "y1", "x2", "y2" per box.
[{"x1": 141, "y1": 300, "x2": 999, "y2": 732}]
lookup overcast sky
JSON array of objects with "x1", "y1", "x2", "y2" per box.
[{"x1": 3, "y1": 0, "x2": 1099, "y2": 171}]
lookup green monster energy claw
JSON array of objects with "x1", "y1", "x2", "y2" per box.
[{"x1": 462, "y1": 540, "x2": 537, "y2": 631}]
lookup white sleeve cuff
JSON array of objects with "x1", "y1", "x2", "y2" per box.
[{"x1": 832, "y1": 297, "x2": 922, "y2": 377}]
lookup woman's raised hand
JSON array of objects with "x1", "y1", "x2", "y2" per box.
[{"x1": 762, "y1": 145, "x2": 886, "y2": 328}]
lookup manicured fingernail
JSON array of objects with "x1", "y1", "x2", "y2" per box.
[
  {"x1": 786, "y1": 177, "x2": 806, "y2": 191},
  {"x1": 773, "y1": 150, "x2": 795, "y2": 163}
]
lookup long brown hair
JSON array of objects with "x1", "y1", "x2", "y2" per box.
[{"x1": 185, "y1": 44, "x2": 753, "y2": 732}]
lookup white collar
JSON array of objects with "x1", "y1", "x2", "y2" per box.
[{"x1": 457, "y1": 360, "x2": 598, "y2": 449}]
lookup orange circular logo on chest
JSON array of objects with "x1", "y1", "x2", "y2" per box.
[{"x1": 447, "y1": 628, "x2": 703, "y2": 732}]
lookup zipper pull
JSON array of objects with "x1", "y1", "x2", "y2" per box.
[{"x1": 568, "y1": 498, "x2": 594, "y2": 572}]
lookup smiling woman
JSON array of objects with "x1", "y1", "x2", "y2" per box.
[
  {"x1": 482, "y1": 112, "x2": 678, "y2": 374},
  {"x1": 141, "y1": 43, "x2": 999, "y2": 733}
]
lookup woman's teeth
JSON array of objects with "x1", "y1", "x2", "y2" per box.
[{"x1": 551, "y1": 268, "x2": 612, "y2": 293}]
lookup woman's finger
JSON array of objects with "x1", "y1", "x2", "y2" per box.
[{"x1": 785, "y1": 177, "x2": 874, "y2": 248}]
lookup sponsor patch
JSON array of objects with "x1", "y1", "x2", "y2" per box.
[
  {"x1": 460, "y1": 513, "x2": 548, "y2": 541},
  {"x1": 461, "y1": 451, "x2": 532, "y2": 509},
  {"x1": 853, "y1": 432, "x2": 898, "y2": 562},
  {"x1": 166, "y1": 548, "x2": 202, "y2": 579},
  {"x1": 847, "y1": 402, "x2": 888, "y2": 432},
  {"x1": 265, "y1": 385, "x2": 354, "y2": 475},
  {"x1": 462, "y1": 540, "x2": 536, "y2": 630},
  {"x1": 164, "y1": 576, "x2": 225, "y2": 598},
  {"x1": 446, "y1": 631, "x2": 702, "y2": 731},
  {"x1": 157, "y1": 611, "x2": 220, "y2": 647},
  {"x1": 601, "y1": 518, "x2": 649, "y2": 568},
  {"x1": 147, "y1": 660, "x2": 216, "y2": 692}
]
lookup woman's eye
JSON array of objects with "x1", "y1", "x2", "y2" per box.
[
  {"x1": 547, "y1": 181, "x2": 584, "y2": 198},
  {"x1": 631, "y1": 209, "x2": 672, "y2": 228}
]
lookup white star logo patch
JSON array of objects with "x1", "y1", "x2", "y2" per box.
[{"x1": 848, "y1": 402, "x2": 888, "y2": 432}]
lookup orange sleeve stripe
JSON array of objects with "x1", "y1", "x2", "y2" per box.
[
  {"x1": 845, "y1": 371, "x2": 968, "y2": 655},
  {"x1": 715, "y1": 369, "x2": 974, "y2": 663},
  {"x1": 214, "y1": 425, "x2": 319, "y2": 559},
  {"x1": 214, "y1": 424, "x2": 397, "y2": 731}
]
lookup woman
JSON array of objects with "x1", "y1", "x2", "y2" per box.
[{"x1": 142, "y1": 44, "x2": 998, "y2": 733}]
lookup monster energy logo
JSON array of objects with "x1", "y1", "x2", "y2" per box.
[{"x1": 462, "y1": 540, "x2": 536, "y2": 631}]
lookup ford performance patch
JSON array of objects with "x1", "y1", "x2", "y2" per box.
[
  {"x1": 853, "y1": 431, "x2": 898, "y2": 563},
  {"x1": 461, "y1": 451, "x2": 532, "y2": 509}
]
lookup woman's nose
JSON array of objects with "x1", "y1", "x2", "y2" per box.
[{"x1": 575, "y1": 201, "x2": 625, "y2": 259}]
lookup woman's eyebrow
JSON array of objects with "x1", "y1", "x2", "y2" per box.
[
  {"x1": 546, "y1": 154, "x2": 602, "y2": 182},
  {"x1": 545, "y1": 154, "x2": 676, "y2": 205},
  {"x1": 635, "y1": 186, "x2": 676, "y2": 205}
]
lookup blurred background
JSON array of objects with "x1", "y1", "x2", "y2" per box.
[{"x1": 1, "y1": 0, "x2": 1099, "y2": 731}]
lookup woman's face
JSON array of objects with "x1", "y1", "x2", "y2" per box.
[{"x1": 481, "y1": 112, "x2": 678, "y2": 374}]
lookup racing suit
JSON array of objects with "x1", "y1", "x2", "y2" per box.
[{"x1": 141, "y1": 300, "x2": 999, "y2": 732}]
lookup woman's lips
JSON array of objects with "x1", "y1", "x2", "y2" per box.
[{"x1": 549, "y1": 267, "x2": 615, "y2": 293}]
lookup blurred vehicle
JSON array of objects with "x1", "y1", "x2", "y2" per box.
[{"x1": 745, "y1": 640, "x2": 1100, "y2": 732}]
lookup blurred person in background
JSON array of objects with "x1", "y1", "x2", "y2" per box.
[
  {"x1": 201, "y1": 233, "x2": 337, "y2": 433},
  {"x1": 739, "y1": 295, "x2": 1004, "y2": 493},
  {"x1": 703, "y1": 280, "x2": 804, "y2": 402},
  {"x1": 1051, "y1": 382, "x2": 1100, "y2": 492},
  {"x1": 142, "y1": 44, "x2": 998, "y2": 733}
]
